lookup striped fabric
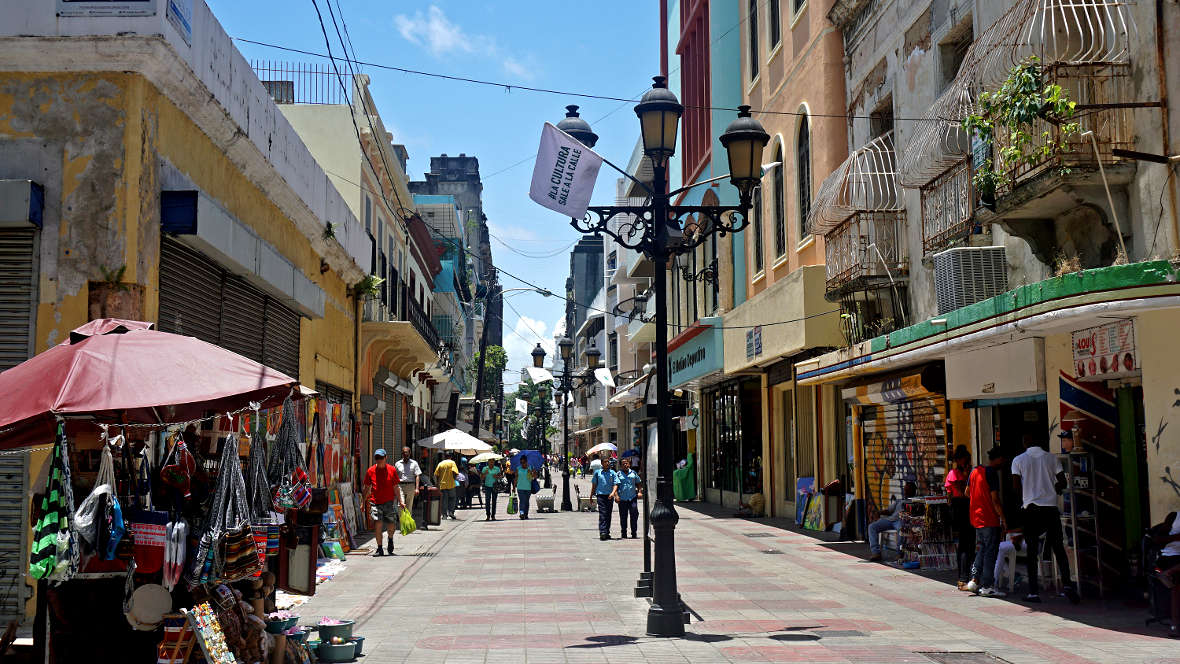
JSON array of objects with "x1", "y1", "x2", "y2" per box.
[{"x1": 29, "y1": 424, "x2": 77, "y2": 581}]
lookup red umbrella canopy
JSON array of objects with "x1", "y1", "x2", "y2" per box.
[{"x1": 0, "y1": 319, "x2": 298, "y2": 448}]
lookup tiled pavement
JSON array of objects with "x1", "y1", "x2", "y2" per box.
[{"x1": 294, "y1": 477, "x2": 1179, "y2": 663}]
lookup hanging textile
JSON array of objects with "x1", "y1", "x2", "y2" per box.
[{"x1": 29, "y1": 423, "x2": 78, "y2": 582}]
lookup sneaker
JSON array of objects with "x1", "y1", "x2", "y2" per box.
[
  {"x1": 979, "y1": 587, "x2": 1007, "y2": 598},
  {"x1": 868, "y1": 553, "x2": 883, "y2": 562},
  {"x1": 1063, "y1": 586, "x2": 1081, "y2": 604},
  {"x1": 966, "y1": 580, "x2": 979, "y2": 593},
  {"x1": 373, "y1": 548, "x2": 384, "y2": 557},
  {"x1": 957, "y1": 581, "x2": 970, "y2": 592},
  {"x1": 631, "y1": 534, "x2": 638, "y2": 539},
  {"x1": 1024, "y1": 593, "x2": 1042, "y2": 603}
]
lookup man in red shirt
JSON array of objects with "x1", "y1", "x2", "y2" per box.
[
  {"x1": 967, "y1": 447, "x2": 1007, "y2": 597},
  {"x1": 362, "y1": 448, "x2": 404, "y2": 556}
]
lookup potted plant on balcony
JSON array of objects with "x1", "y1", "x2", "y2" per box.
[
  {"x1": 353, "y1": 274, "x2": 384, "y2": 299},
  {"x1": 962, "y1": 56, "x2": 1081, "y2": 210}
]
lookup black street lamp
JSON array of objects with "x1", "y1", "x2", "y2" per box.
[
  {"x1": 561, "y1": 77, "x2": 769, "y2": 637},
  {"x1": 531, "y1": 338, "x2": 600, "y2": 511}
]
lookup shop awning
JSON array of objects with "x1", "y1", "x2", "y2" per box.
[
  {"x1": 841, "y1": 365, "x2": 945, "y2": 405},
  {"x1": 609, "y1": 371, "x2": 652, "y2": 407}
]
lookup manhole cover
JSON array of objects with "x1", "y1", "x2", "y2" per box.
[
  {"x1": 744, "y1": 532, "x2": 774, "y2": 538},
  {"x1": 761, "y1": 548, "x2": 784, "y2": 554},
  {"x1": 920, "y1": 653, "x2": 1012, "y2": 664}
]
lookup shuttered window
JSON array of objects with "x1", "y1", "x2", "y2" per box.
[
  {"x1": 159, "y1": 237, "x2": 301, "y2": 379},
  {"x1": 0, "y1": 230, "x2": 37, "y2": 371}
]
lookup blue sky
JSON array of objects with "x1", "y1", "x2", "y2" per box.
[{"x1": 208, "y1": 0, "x2": 659, "y2": 388}]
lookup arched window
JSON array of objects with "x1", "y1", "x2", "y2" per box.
[
  {"x1": 773, "y1": 144, "x2": 786, "y2": 257},
  {"x1": 748, "y1": 0, "x2": 759, "y2": 81},
  {"x1": 752, "y1": 187, "x2": 764, "y2": 274},
  {"x1": 797, "y1": 114, "x2": 812, "y2": 238}
]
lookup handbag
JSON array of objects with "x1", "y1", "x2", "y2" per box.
[
  {"x1": 506, "y1": 493, "x2": 518, "y2": 515},
  {"x1": 531, "y1": 479, "x2": 540, "y2": 493},
  {"x1": 126, "y1": 510, "x2": 170, "y2": 575},
  {"x1": 188, "y1": 431, "x2": 259, "y2": 586}
]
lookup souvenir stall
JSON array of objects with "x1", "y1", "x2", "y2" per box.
[{"x1": 0, "y1": 320, "x2": 365, "y2": 663}]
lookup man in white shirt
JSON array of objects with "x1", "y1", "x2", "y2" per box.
[
  {"x1": 1010, "y1": 432, "x2": 1078, "y2": 604},
  {"x1": 394, "y1": 446, "x2": 422, "y2": 521}
]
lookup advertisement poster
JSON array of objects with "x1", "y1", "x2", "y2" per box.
[
  {"x1": 58, "y1": 0, "x2": 156, "y2": 17},
  {"x1": 1071, "y1": 319, "x2": 1138, "y2": 381}
]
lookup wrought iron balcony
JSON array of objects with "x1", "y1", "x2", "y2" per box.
[
  {"x1": 823, "y1": 211, "x2": 907, "y2": 298},
  {"x1": 921, "y1": 158, "x2": 976, "y2": 255},
  {"x1": 404, "y1": 288, "x2": 441, "y2": 352},
  {"x1": 993, "y1": 62, "x2": 1133, "y2": 195}
]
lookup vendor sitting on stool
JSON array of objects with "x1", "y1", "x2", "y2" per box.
[
  {"x1": 1153, "y1": 511, "x2": 1180, "y2": 638},
  {"x1": 868, "y1": 482, "x2": 917, "y2": 562}
]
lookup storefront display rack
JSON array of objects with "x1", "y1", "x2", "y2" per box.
[{"x1": 1059, "y1": 452, "x2": 1103, "y2": 599}]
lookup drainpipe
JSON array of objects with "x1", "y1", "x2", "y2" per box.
[{"x1": 1157, "y1": 0, "x2": 1179, "y2": 251}]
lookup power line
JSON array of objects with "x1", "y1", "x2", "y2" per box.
[{"x1": 232, "y1": 35, "x2": 942, "y2": 123}]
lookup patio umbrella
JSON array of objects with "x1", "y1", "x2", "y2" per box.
[
  {"x1": 510, "y1": 449, "x2": 543, "y2": 471},
  {"x1": 416, "y1": 428, "x2": 494, "y2": 454},
  {"x1": 468, "y1": 451, "x2": 502, "y2": 464},
  {"x1": 0, "y1": 319, "x2": 298, "y2": 449},
  {"x1": 586, "y1": 442, "x2": 618, "y2": 456},
  {"x1": 621, "y1": 448, "x2": 640, "y2": 459}
]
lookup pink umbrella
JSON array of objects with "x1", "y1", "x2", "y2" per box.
[{"x1": 0, "y1": 319, "x2": 298, "y2": 448}]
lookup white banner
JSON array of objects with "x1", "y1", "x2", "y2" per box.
[
  {"x1": 594, "y1": 367, "x2": 615, "y2": 388},
  {"x1": 526, "y1": 366, "x2": 555, "y2": 384},
  {"x1": 515, "y1": 398, "x2": 529, "y2": 414},
  {"x1": 528, "y1": 123, "x2": 604, "y2": 219}
]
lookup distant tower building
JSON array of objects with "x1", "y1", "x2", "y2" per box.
[{"x1": 409, "y1": 153, "x2": 502, "y2": 349}]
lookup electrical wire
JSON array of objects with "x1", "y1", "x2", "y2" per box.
[{"x1": 232, "y1": 35, "x2": 942, "y2": 123}]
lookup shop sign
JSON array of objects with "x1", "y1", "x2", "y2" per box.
[
  {"x1": 58, "y1": 0, "x2": 157, "y2": 16},
  {"x1": 1071, "y1": 319, "x2": 1138, "y2": 381},
  {"x1": 669, "y1": 317, "x2": 723, "y2": 388},
  {"x1": 166, "y1": 0, "x2": 193, "y2": 44},
  {"x1": 745, "y1": 325, "x2": 763, "y2": 360}
]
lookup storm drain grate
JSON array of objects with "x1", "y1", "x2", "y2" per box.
[
  {"x1": 744, "y1": 532, "x2": 775, "y2": 538},
  {"x1": 761, "y1": 548, "x2": 784, "y2": 554},
  {"x1": 920, "y1": 653, "x2": 1012, "y2": 664},
  {"x1": 400, "y1": 551, "x2": 436, "y2": 558}
]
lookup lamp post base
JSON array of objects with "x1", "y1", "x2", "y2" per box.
[
  {"x1": 645, "y1": 601, "x2": 687, "y2": 637},
  {"x1": 634, "y1": 571, "x2": 652, "y2": 598}
]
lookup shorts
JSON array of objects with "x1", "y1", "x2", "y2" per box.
[{"x1": 370, "y1": 500, "x2": 399, "y2": 522}]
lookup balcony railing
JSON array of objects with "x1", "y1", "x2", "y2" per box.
[
  {"x1": 921, "y1": 158, "x2": 975, "y2": 255},
  {"x1": 404, "y1": 288, "x2": 440, "y2": 352},
  {"x1": 993, "y1": 62, "x2": 1132, "y2": 193},
  {"x1": 824, "y1": 211, "x2": 907, "y2": 294}
]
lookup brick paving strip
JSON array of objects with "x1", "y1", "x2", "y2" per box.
[{"x1": 284, "y1": 479, "x2": 1179, "y2": 663}]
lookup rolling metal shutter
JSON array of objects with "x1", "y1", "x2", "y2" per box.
[
  {"x1": 383, "y1": 385, "x2": 397, "y2": 453},
  {"x1": 220, "y1": 277, "x2": 265, "y2": 364},
  {"x1": 159, "y1": 237, "x2": 301, "y2": 379},
  {"x1": 0, "y1": 230, "x2": 37, "y2": 371},
  {"x1": 0, "y1": 455, "x2": 29, "y2": 622},
  {"x1": 264, "y1": 301, "x2": 301, "y2": 379},
  {"x1": 846, "y1": 372, "x2": 948, "y2": 519},
  {"x1": 158, "y1": 237, "x2": 222, "y2": 344},
  {"x1": 393, "y1": 392, "x2": 404, "y2": 452}
]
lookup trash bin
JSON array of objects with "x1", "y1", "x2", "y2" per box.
[{"x1": 422, "y1": 486, "x2": 442, "y2": 528}]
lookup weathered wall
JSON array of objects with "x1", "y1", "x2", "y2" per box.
[{"x1": 1134, "y1": 308, "x2": 1180, "y2": 525}]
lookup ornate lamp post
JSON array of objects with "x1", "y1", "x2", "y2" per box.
[
  {"x1": 532, "y1": 338, "x2": 600, "y2": 511},
  {"x1": 561, "y1": 77, "x2": 769, "y2": 637}
]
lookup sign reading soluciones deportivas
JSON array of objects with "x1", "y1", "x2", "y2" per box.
[{"x1": 528, "y1": 123, "x2": 604, "y2": 220}]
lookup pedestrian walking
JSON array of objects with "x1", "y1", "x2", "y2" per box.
[
  {"x1": 514, "y1": 455, "x2": 537, "y2": 520},
  {"x1": 966, "y1": 447, "x2": 1007, "y2": 597},
  {"x1": 593, "y1": 457, "x2": 618, "y2": 540},
  {"x1": 361, "y1": 449, "x2": 404, "y2": 557},
  {"x1": 394, "y1": 446, "x2": 422, "y2": 522},
  {"x1": 611, "y1": 457, "x2": 642, "y2": 539},
  {"x1": 867, "y1": 482, "x2": 916, "y2": 562},
  {"x1": 434, "y1": 452, "x2": 459, "y2": 520},
  {"x1": 481, "y1": 459, "x2": 503, "y2": 521},
  {"x1": 1011, "y1": 432, "x2": 1079, "y2": 603},
  {"x1": 945, "y1": 446, "x2": 975, "y2": 590}
]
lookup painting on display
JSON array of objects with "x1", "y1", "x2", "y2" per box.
[{"x1": 795, "y1": 477, "x2": 815, "y2": 525}]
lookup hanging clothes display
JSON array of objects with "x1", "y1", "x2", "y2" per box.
[{"x1": 28, "y1": 423, "x2": 77, "y2": 582}]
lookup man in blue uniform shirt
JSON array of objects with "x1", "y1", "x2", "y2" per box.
[
  {"x1": 611, "y1": 457, "x2": 642, "y2": 539},
  {"x1": 591, "y1": 457, "x2": 618, "y2": 540}
]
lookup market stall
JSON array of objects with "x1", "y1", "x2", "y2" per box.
[{"x1": 0, "y1": 320, "x2": 366, "y2": 663}]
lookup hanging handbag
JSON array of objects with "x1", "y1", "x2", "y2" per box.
[
  {"x1": 188, "y1": 431, "x2": 260, "y2": 586},
  {"x1": 506, "y1": 492, "x2": 518, "y2": 515},
  {"x1": 30, "y1": 423, "x2": 78, "y2": 582},
  {"x1": 125, "y1": 510, "x2": 169, "y2": 575},
  {"x1": 268, "y1": 398, "x2": 313, "y2": 511}
]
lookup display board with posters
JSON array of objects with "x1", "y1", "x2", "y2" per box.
[{"x1": 1071, "y1": 320, "x2": 1138, "y2": 381}]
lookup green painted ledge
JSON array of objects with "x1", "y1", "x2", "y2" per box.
[{"x1": 868, "y1": 260, "x2": 1179, "y2": 353}]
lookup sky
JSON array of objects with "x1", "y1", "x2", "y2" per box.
[{"x1": 207, "y1": 0, "x2": 660, "y2": 391}]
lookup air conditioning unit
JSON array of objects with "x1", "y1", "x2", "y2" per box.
[{"x1": 933, "y1": 246, "x2": 1008, "y2": 315}]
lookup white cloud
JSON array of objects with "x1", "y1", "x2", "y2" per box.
[
  {"x1": 393, "y1": 5, "x2": 535, "y2": 81},
  {"x1": 503, "y1": 315, "x2": 555, "y2": 383},
  {"x1": 487, "y1": 222, "x2": 539, "y2": 242}
]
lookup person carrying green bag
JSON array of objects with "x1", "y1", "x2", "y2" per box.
[{"x1": 398, "y1": 507, "x2": 416, "y2": 536}]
